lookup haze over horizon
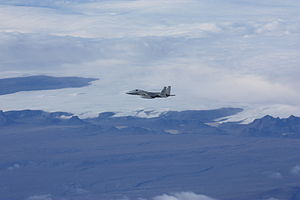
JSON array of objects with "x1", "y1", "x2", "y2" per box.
[{"x1": 1, "y1": 0, "x2": 300, "y2": 122}]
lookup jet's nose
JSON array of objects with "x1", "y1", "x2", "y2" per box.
[
  {"x1": 126, "y1": 90, "x2": 135, "y2": 95},
  {"x1": 126, "y1": 89, "x2": 138, "y2": 95}
]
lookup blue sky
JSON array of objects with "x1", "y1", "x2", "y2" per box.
[{"x1": 0, "y1": 0, "x2": 300, "y2": 121}]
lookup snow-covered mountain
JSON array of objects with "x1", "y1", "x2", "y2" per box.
[{"x1": 1, "y1": 108, "x2": 300, "y2": 137}]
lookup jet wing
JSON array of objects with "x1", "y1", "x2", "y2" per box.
[{"x1": 140, "y1": 92, "x2": 154, "y2": 99}]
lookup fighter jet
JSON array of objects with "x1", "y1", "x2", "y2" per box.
[{"x1": 126, "y1": 86, "x2": 175, "y2": 99}]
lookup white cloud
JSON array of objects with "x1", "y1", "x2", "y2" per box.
[
  {"x1": 27, "y1": 194, "x2": 52, "y2": 200},
  {"x1": 0, "y1": 32, "x2": 102, "y2": 70},
  {"x1": 119, "y1": 192, "x2": 217, "y2": 200},
  {"x1": 291, "y1": 165, "x2": 300, "y2": 176},
  {"x1": 1, "y1": 0, "x2": 299, "y2": 38},
  {"x1": 7, "y1": 163, "x2": 20, "y2": 170},
  {"x1": 264, "y1": 198, "x2": 280, "y2": 200},
  {"x1": 269, "y1": 172, "x2": 283, "y2": 179},
  {"x1": 152, "y1": 192, "x2": 216, "y2": 200},
  {"x1": 255, "y1": 19, "x2": 288, "y2": 35},
  {"x1": 164, "y1": 129, "x2": 180, "y2": 134}
]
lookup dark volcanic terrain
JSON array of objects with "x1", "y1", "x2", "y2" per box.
[{"x1": 0, "y1": 75, "x2": 97, "y2": 95}]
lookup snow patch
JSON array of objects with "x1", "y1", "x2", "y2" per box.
[
  {"x1": 220, "y1": 104, "x2": 300, "y2": 124},
  {"x1": 164, "y1": 129, "x2": 180, "y2": 134}
]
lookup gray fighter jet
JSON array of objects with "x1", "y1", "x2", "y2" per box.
[{"x1": 126, "y1": 86, "x2": 175, "y2": 99}]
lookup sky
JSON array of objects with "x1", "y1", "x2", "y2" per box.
[{"x1": 0, "y1": 0, "x2": 300, "y2": 122}]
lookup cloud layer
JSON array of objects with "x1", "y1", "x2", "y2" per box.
[{"x1": 0, "y1": 0, "x2": 300, "y2": 120}]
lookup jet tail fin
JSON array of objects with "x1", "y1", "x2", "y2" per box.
[
  {"x1": 166, "y1": 86, "x2": 175, "y2": 96},
  {"x1": 166, "y1": 86, "x2": 171, "y2": 96},
  {"x1": 160, "y1": 86, "x2": 167, "y2": 96}
]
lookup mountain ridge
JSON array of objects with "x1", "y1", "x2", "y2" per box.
[{"x1": 1, "y1": 108, "x2": 299, "y2": 137}]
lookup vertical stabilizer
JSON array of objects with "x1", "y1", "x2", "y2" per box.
[
  {"x1": 160, "y1": 86, "x2": 167, "y2": 97},
  {"x1": 166, "y1": 86, "x2": 171, "y2": 96}
]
